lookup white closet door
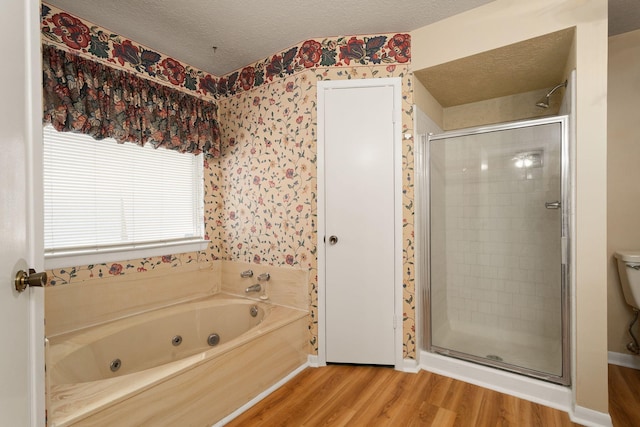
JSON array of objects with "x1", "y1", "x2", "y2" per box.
[{"x1": 322, "y1": 83, "x2": 396, "y2": 365}]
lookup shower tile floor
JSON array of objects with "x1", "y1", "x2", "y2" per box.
[{"x1": 433, "y1": 323, "x2": 563, "y2": 378}]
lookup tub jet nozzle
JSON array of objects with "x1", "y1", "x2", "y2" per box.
[{"x1": 207, "y1": 333, "x2": 220, "y2": 346}]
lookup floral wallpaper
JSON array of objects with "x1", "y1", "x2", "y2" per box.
[
  {"x1": 215, "y1": 62, "x2": 416, "y2": 358},
  {"x1": 46, "y1": 253, "x2": 208, "y2": 286},
  {"x1": 41, "y1": 5, "x2": 416, "y2": 358}
]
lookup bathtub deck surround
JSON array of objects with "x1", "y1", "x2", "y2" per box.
[
  {"x1": 44, "y1": 260, "x2": 309, "y2": 337},
  {"x1": 47, "y1": 295, "x2": 308, "y2": 426},
  {"x1": 45, "y1": 262, "x2": 222, "y2": 337},
  {"x1": 222, "y1": 260, "x2": 310, "y2": 311},
  {"x1": 45, "y1": 260, "x2": 311, "y2": 426}
]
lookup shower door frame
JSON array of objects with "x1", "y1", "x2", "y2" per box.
[{"x1": 425, "y1": 115, "x2": 571, "y2": 386}]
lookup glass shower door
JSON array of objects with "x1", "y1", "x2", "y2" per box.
[{"x1": 428, "y1": 117, "x2": 569, "y2": 384}]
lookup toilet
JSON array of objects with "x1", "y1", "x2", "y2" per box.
[{"x1": 615, "y1": 251, "x2": 640, "y2": 310}]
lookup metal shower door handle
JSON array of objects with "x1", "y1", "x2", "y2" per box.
[
  {"x1": 545, "y1": 201, "x2": 561, "y2": 209},
  {"x1": 328, "y1": 235, "x2": 338, "y2": 245}
]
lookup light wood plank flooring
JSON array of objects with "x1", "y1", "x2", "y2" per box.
[
  {"x1": 226, "y1": 364, "x2": 640, "y2": 426},
  {"x1": 226, "y1": 364, "x2": 585, "y2": 426},
  {"x1": 609, "y1": 364, "x2": 640, "y2": 426}
]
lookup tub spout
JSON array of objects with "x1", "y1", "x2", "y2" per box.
[{"x1": 245, "y1": 284, "x2": 262, "y2": 293}]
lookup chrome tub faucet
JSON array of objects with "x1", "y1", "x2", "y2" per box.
[{"x1": 245, "y1": 284, "x2": 261, "y2": 293}]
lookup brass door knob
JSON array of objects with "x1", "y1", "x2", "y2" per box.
[{"x1": 15, "y1": 269, "x2": 47, "y2": 293}]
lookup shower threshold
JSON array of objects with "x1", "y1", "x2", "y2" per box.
[{"x1": 431, "y1": 325, "x2": 566, "y2": 385}]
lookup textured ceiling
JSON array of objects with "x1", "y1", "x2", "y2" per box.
[
  {"x1": 46, "y1": 0, "x2": 495, "y2": 76},
  {"x1": 609, "y1": 0, "x2": 640, "y2": 36},
  {"x1": 415, "y1": 29, "x2": 575, "y2": 107},
  {"x1": 44, "y1": 1, "x2": 639, "y2": 108}
]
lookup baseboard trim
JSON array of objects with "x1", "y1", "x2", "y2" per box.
[
  {"x1": 401, "y1": 358, "x2": 420, "y2": 373},
  {"x1": 571, "y1": 404, "x2": 613, "y2": 427},
  {"x1": 308, "y1": 354, "x2": 321, "y2": 367},
  {"x1": 608, "y1": 350, "x2": 640, "y2": 370},
  {"x1": 419, "y1": 351, "x2": 572, "y2": 413},
  {"x1": 212, "y1": 361, "x2": 310, "y2": 427}
]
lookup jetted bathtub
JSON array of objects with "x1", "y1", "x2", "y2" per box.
[{"x1": 46, "y1": 293, "x2": 308, "y2": 426}]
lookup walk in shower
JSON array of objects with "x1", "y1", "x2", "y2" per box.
[{"x1": 421, "y1": 116, "x2": 570, "y2": 385}]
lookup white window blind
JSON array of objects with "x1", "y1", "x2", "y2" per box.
[{"x1": 43, "y1": 125, "x2": 205, "y2": 263}]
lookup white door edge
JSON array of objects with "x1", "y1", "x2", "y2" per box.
[
  {"x1": 26, "y1": 0, "x2": 45, "y2": 423},
  {"x1": 316, "y1": 77, "x2": 403, "y2": 369}
]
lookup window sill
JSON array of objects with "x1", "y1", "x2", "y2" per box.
[{"x1": 44, "y1": 239, "x2": 210, "y2": 270}]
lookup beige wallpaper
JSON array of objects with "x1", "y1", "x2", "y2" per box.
[{"x1": 607, "y1": 28, "x2": 640, "y2": 355}]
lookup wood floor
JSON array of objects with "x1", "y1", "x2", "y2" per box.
[
  {"x1": 227, "y1": 364, "x2": 586, "y2": 426},
  {"x1": 609, "y1": 364, "x2": 640, "y2": 426},
  {"x1": 226, "y1": 363, "x2": 640, "y2": 426}
]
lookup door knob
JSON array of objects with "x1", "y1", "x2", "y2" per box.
[
  {"x1": 328, "y1": 235, "x2": 338, "y2": 245},
  {"x1": 14, "y1": 268, "x2": 47, "y2": 293}
]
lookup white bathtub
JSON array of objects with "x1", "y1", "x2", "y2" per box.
[{"x1": 46, "y1": 294, "x2": 308, "y2": 426}]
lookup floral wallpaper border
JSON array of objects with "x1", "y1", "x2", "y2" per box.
[
  {"x1": 41, "y1": 2, "x2": 219, "y2": 102},
  {"x1": 215, "y1": 33, "x2": 411, "y2": 97},
  {"x1": 41, "y1": 2, "x2": 410, "y2": 101},
  {"x1": 47, "y1": 252, "x2": 206, "y2": 286}
]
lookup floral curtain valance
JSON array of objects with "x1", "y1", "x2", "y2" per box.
[{"x1": 42, "y1": 44, "x2": 221, "y2": 158}]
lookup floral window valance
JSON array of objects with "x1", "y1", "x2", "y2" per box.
[{"x1": 42, "y1": 44, "x2": 221, "y2": 158}]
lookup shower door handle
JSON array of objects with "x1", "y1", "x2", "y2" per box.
[{"x1": 545, "y1": 201, "x2": 561, "y2": 209}]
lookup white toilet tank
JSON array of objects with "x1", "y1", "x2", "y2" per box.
[{"x1": 615, "y1": 251, "x2": 640, "y2": 310}]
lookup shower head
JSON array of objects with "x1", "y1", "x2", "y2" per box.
[
  {"x1": 535, "y1": 98, "x2": 550, "y2": 109},
  {"x1": 535, "y1": 80, "x2": 567, "y2": 109}
]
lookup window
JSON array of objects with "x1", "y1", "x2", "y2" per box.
[{"x1": 43, "y1": 125, "x2": 207, "y2": 268}]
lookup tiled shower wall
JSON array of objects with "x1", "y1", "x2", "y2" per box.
[{"x1": 431, "y1": 123, "x2": 562, "y2": 341}]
